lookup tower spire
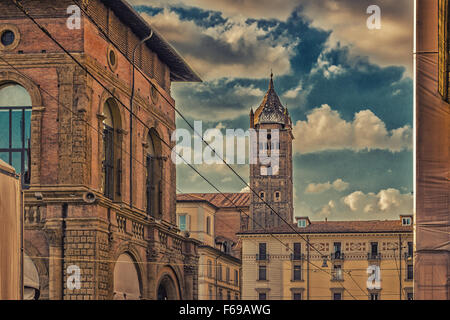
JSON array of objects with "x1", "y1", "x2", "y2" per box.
[{"x1": 269, "y1": 70, "x2": 274, "y2": 89}]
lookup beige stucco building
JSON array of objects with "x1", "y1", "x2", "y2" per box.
[
  {"x1": 177, "y1": 193, "x2": 248, "y2": 300},
  {"x1": 238, "y1": 216, "x2": 414, "y2": 300}
]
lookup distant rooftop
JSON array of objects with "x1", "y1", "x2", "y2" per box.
[
  {"x1": 239, "y1": 219, "x2": 413, "y2": 235},
  {"x1": 177, "y1": 193, "x2": 251, "y2": 209}
]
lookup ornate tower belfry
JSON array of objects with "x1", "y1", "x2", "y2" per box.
[{"x1": 248, "y1": 74, "x2": 294, "y2": 230}]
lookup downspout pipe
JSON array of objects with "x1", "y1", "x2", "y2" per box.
[{"x1": 130, "y1": 30, "x2": 154, "y2": 208}]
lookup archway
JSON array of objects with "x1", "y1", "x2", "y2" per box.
[
  {"x1": 113, "y1": 253, "x2": 142, "y2": 300},
  {"x1": 23, "y1": 253, "x2": 40, "y2": 300},
  {"x1": 157, "y1": 274, "x2": 178, "y2": 300}
]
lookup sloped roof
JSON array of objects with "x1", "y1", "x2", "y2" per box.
[
  {"x1": 239, "y1": 219, "x2": 413, "y2": 235},
  {"x1": 254, "y1": 74, "x2": 289, "y2": 126},
  {"x1": 177, "y1": 193, "x2": 251, "y2": 209},
  {"x1": 102, "y1": 0, "x2": 201, "y2": 82}
]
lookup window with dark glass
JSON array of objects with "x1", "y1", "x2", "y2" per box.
[
  {"x1": 234, "y1": 270, "x2": 239, "y2": 286},
  {"x1": 293, "y1": 243, "x2": 301, "y2": 260},
  {"x1": 407, "y1": 264, "x2": 413, "y2": 280},
  {"x1": 407, "y1": 242, "x2": 413, "y2": 257},
  {"x1": 0, "y1": 84, "x2": 32, "y2": 184},
  {"x1": 1, "y1": 30, "x2": 15, "y2": 46},
  {"x1": 258, "y1": 265, "x2": 266, "y2": 281},
  {"x1": 333, "y1": 242, "x2": 342, "y2": 259},
  {"x1": 293, "y1": 293, "x2": 302, "y2": 300},
  {"x1": 293, "y1": 265, "x2": 302, "y2": 281},
  {"x1": 102, "y1": 100, "x2": 116, "y2": 200},
  {"x1": 370, "y1": 293, "x2": 379, "y2": 300},
  {"x1": 407, "y1": 292, "x2": 413, "y2": 300},
  {"x1": 227, "y1": 291, "x2": 231, "y2": 300},
  {"x1": 258, "y1": 243, "x2": 267, "y2": 260},
  {"x1": 146, "y1": 129, "x2": 162, "y2": 218},
  {"x1": 370, "y1": 242, "x2": 378, "y2": 258},
  {"x1": 226, "y1": 267, "x2": 230, "y2": 283},
  {"x1": 333, "y1": 292, "x2": 342, "y2": 300},
  {"x1": 258, "y1": 292, "x2": 266, "y2": 300}
]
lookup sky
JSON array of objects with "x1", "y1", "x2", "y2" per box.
[{"x1": 130, "y1": 0, "x2": 414, "y2": 222}]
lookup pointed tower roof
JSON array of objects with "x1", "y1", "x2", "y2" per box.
[{"x1": 254, "y1": 73, "x2": 288, "y2": 126}]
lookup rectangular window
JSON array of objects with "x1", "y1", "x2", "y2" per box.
[
  {"x1": 218, "y1": 289, "x2": 223, "y2": 300},
  {"x1": 333, "y1": 292, "x2": 342, "y2": 300},
  {"x1": 333, "y1": 242, "x2": 342, "y2": 258},
  {"x1": 227, "y1": 291, "x2": 231, "y2": 300},
  {"x1": 293, "y1": 293, "x2": 302, "y2": 300},
  {"x1": 179, "y1": 215, "x2": 186, "y2": 231},
  {"x1": 206, "y1": 216, "x2": 211, "y2": 235},
  {"x1": 407, "y1": 264, "x2": 413, "y2": 280},
  {"x1": 258, "y1": 243, "x2": 267, "y2": 260},
  {"x1": 234, "y1": 270, "x2": 239, "y2": 286},
  {"x1": 407, "y1": 292, "x2": 413, "y2": 300},
  {"x1": 258, "y1": 265, "x2": 267, "y2": 281},
  {"x1": 370, "y1": 293, "x2": 379, "y2": 300},
  {"x1": 333, "y1": 265, "x2": 343, "y2": 281},
  {"x1": 293, "y1": 243, "x2": 301, "y2": 260},
  {"x1": 209, "y1": 285, "x2": 213, "y2": 300},
  {"x1": 371, "y1": 242, "x2": 378, "y2": 256},
  {"x1": 226, "y1": 267, "x2": 230, "y2": 283},
  {"x1": 293, "y1": 265, "x2": 302, "y2": 281},
  {"x1": 407, "y1": 242, "x2": 413, "y2": 257},
  {"x1": 207, "y1": 260, "x2": 212, "y2": 278},
  {"x1": 297, "y1": 220, "x2": 306, "y2": 228},
  {"x1": 217, "y1": 264, "x2": 222, "y2": 281},
  {"x1": 258, "y1": 292, "x2": 267, "y2": 300}
]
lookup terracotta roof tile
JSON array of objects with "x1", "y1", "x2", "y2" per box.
[
  {"x1": 177, "y1": 193, "x2": 250, "y2": 208},
  {"x1": 239, "y1": 220, "x2": 413, "y2": 234}
]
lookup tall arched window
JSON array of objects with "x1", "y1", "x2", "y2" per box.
[
  {"x1": 146, "y1": 129, "x2": 162, "y2": 217},
  {"x1": 102, "y1": 99, "x2": 122, "y2": 200},
  {"x1": 0, "y1": 83, "x2": 32, "y2": 183}
]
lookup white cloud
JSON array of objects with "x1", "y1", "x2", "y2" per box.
[
  {"x1": 342, "y1": 188, "x2": 413, "y2": 215},
  {"x1": 292, "y1": 104, "x2": 412, "y2": 154},
  {"x1": 141, "y1": 10, "x2": 293, "y2": 80},
  {"x1": 240, "y1": 186, "x2": 250, "y2": 193},
  {"x1": 305, "y1": 178, "x2": 349, "y2": 194}
]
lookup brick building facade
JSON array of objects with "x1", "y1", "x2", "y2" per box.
[{"x1": 0, "y1": 0, "x2": 201, "y2": 300}]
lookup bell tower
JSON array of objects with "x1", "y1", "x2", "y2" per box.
[{"x1": 249, "y1": 74, "x2": 294, "y2": 230}]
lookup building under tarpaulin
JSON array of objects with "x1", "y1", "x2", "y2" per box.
[
  {"x1": 0, "y1": 159, "x2": 22, "y2": 299},
  {"x1": 415, "y1": 0, "x2": 450, "y2": 300}
]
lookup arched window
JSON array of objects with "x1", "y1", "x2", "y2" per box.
[
  {"x1": 102, "y1": 99, "x2": 121, "y2": 200},
  {"x1": 113, "y1": 253, "x2": 141, "y2": 300},
  {"x1": 0, "y1": 83, "x2": 32, "y2": 183},
  {"x1": 274, "y1": 191, "x2": 281, "y2": 202},
  {"x1": 146, "y1": 129, "x2": 162, "y2": 218}
]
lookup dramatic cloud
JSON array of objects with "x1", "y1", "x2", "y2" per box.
[
  {"x1": 140, "y1": 9, "x2": 293, "y2": 79},
  {"x1": 292, "y1": 105, "x2": 412, "y2": 154},
  {"x1": 130, "y1": 0, "x2": 301, "y2": 20},
  {"x1": 343, "y1": 188, "x2": 413, "y2": 215},
  {"x1": 299, "y1": 0, "x2": 413, "y2": 74},
  {"x1": 305, "y1": 179, "x2": 349, "y2": 194}
]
